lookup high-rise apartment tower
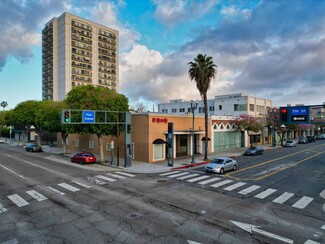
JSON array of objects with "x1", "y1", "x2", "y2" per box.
[{"x1": 42, "y1": 12, "x2": 119, "y2": 101}]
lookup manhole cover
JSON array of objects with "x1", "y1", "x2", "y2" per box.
[
  {"x1": 157, "y1": 179, "x2": 167, "y2": 183},
  {"x1": 128, "y1": 213, "x2": 141, "y2": 219}
]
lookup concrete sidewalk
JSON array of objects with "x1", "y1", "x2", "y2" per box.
[{"x1": 2, "y1": 137, "x2": 277, "y2": 174}]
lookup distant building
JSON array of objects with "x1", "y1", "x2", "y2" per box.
[
  {"x1": 42, "y1": 12, "x2": 119, "y2": 101},
  {"x1": 158, "y1": 93, "x2": 272, "y2": 118}
]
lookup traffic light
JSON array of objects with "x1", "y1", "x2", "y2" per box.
[
  {"x1": 127, "y1": 124, "x2": 132, "y2": 134},
  {"x1": 64, "y1": 110, "x2": 70, "y2": 123},
  {"x1": 280, "y1": 108, "x2": 288, "y2": 123},
  {"x1": 168, "y1": 122, "x2": 173, "y2": 134}
]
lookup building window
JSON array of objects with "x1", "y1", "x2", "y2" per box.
[
  {"x1": 153, "y1": 144, "x2": 164, "y2": 160},
  {"x1": 199, "y1": 107, "x2": 205, "y2": 113},
  {"x1": 219, "y1": 105, "x2": 222, "y2": 110},
  {"x1": 172, "y1": 109, "x2": 177, "y2": 113},
  {"x1": 106, "y1": 143, "x2": 112, "y2": 151},
  {"x1": 75, "y1": 140, "x2": 79, "y2": 147},
  {"x1": 162, "y1": 109, "x2": 168, "y2": 113},
  {"x1": 89, "y1": 141, "x2": 94, "y2": 149},
  {"x1": 250, "y1": 104, "x2": 255, "y2": 111},
  {"x1": 179, "y1": 108, "x2": 185, "y2": 113},
  {"x1": 209, "y1": 106, "x2": 215, "y2": 111},
  {"x1": 188, "y1": 108, "x2": 191, "y2": 113},
  {"x1": 213, "y1": 124, "x2": 217, "y2": 129},
  {"x1": 234, "y1": 104, "x2": 238, "y2": 111}
]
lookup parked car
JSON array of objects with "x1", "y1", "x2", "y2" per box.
[
  {"x1": 71, "y1": 152, "x2": 96, "y2": 164},
  {"x1": 0, "y1": 139, "x2": 4, "y2": 144},
  {"x1": 298, "y1": 137, "x2": 308, "y2": 144},
  {"x1": 316, "y1": 134, "x2": 325, "y2": 140},
  {"x1": 306, "y1": 136, "x2": 315, "y2": 143},
  {"x1": 283, "y1": 140, "x2": 297, "y2": 147},
  {"x1": 205, "y1": 157, "x2": 237, "y2": 174},
  {"x1": 243, "y1": 146, "x2": 264, "y2": 156},
  {"x1": 25, "y1": 143, "x2": 43, "y2": 152}
]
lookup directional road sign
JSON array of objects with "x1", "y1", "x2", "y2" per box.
[{"x1": 82, "y1": 110, "x2": 95, "y2": 123}]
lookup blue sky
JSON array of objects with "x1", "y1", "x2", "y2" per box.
[{"x1": 0, "y1": 0, "x2": 324, "y2": 110}]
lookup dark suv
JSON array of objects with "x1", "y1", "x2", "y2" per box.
[{"x1": 306, "y1": 136, "x2": 315, "y2": 143}]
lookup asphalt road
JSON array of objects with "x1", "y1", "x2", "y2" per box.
[{"x1": 0, "y1": 142, "x2": 324, "y2": 243}]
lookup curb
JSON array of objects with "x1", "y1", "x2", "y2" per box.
[{"x1": 172, "y1": 161, "x2": 209, "y2": 170}]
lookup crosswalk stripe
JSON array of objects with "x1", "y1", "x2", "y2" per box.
[
  {"x1": 292, "y1": 196, "x2": 313, "y2": 209},
  {"x1": 198, "y1": 177, "x2": 221, "y2": 185},
  {"x1": 58, "y1": 183, "x2": 80, "y2": 192},
  {"x1": 224, "y1": 182, "x2": 247, "y2": 191},
  {"x1": 72, "y1": 181, "x2": 92, "y2": 188},
  {"x1": 47, "y1": 186, "x2": 65, "y2": 195},
  {"x1": 272, "y1": 192, "x2": 294, "y2": 204},
  {"x1": 159, "y1": 171, "x2": 180, "y2": 176},
  {"x1": 177, "y1": 174, "x2": 200, "y2": 180},
  {"x1": 7, "y1": 194, "x2": 29, "y2": 207},
  {"x1": 238, "y1": 185, "x2": 261, "y2": 195},
  {"x1": 255, "y1": 188, "x2": 277, "y2": 199},
  {"x1": 187, "y1": 175, "x2": 210, "y2": 183},
  {"x1": 96, "y1": 175, "x2": 117, "y2": 182},
  {"x1": 106, "y1": 173, "x2": 127, "y2": 179},
  {"x1": 0, "y1": 203, "x2": 8, "y2": 213},
  {"x1": 304, "y1": 240, "x2": 320, "y2": 244},
  {"x1": 26, "y1": 190, "x2": 48, "y2": 201},
  {"x1": 168, "y1": 172, "x2": 189, "y2": 178},
  {"x1": 211, "y1": 180, "x2": 233, "y2": 188},
  {"x1": 115, "y1": 172, "x2": 136, "y2": 177}
]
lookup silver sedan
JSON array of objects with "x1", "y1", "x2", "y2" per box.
[{"x1": 205, "y1": 157, "x2": 237, "y2": 174}]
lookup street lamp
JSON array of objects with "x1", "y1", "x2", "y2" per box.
[
  {"x1": 269, "y1": 109, "x2": 277, "y2": 147},
  {"x1": 190, "y1": 100, "x2": 198, "y2": 164}
]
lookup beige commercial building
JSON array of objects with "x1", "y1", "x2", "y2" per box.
[{"x1": 42, "y1": 12, "x2": 119, "y2": 101}]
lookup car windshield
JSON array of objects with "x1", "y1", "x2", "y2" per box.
[
  {"x1": 248, "y1": 147, "x2": 257, "y2": 150},
  {"x1": 84, "y1": 153, "x2": 94, "y2": 157},
  {"x1": 286, "y1": 141, "x2": 293, "y2": 143},
  {"x1": 211, "y1": 159, "x2": 225, "y2": 164}
]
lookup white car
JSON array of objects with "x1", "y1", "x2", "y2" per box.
[
  {"x1": 205, "y1": 157, "x2": 237, "y2": 174},
  {"x1": 283, "y1": 140, "x2": 297, "y2": 147},
  {"x1": 0, "y1": 139, "x2": 4, "y2": 143}
]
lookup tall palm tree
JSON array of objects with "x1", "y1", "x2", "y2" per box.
[
  {"x1": 188, "y1": 54, "x2": 217, "y2": 160},
  {"x1": 1, "y1": 101, "x2": 8, "y2": 111}
]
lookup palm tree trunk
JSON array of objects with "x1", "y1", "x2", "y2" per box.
[
  {"x1": 98, "y1": 134, "x2": 105, "y2": 163},
  {"x1": 61, "y1": 132, "x2": 68, "y2": 154},
  {"x1": 203, "y1": 93, "x2": 209, "y2": 160}
]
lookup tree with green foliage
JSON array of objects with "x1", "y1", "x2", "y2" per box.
[
  {"x1": 188, "y1": 54, "x2": 217, "y2": 160},
  {"x1": 65, "y1": 85, "x2": 129, "y2": 162},
  {"x1": 236, "y1": 114, "x2": 263, "y2": 147}
]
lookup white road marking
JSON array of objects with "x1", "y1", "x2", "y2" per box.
[
  {"x1": 47, "y1": 186, "x2": 65, "y2": 195},
  {"x1": 95, "y1": 175, "x2": 117, "y2": 182},
  {"x1": 106, "y1": 173, "x2": 127, "y2": 179},
  {"x1": 272, "y1": 192, "x2": 294, "y2": 204},
  {"x1": 168, "y1": 172, "x2": 189, "y2": 178},
  {"x1": 292, "y1": 196, "x2": 313, "y2": 209},
  {"x1": 115, "y1": 172, "x2": 136, "y2": 177},
  {"x1": 72, "y1": 181, "x2": 92, "y2": 188},
  {"x1": 238, "y1": 185, "x2": 261, "y2": 195},
  {"x1": 1, "y1": 238, "x2": 18, "y2": 244},
  {"x1": 0, "y1": 203, "x2": 8, "y2": 213},
  {"x1": 198, "y1": 177, "x2": 221, "y2": 185},
  {"x1": 321, "y1": 225, "x2": 325, "y2": 230},
  {"x1": 224, "y1": 182, "x2": 247, "y2": 191},
  {"x1": 187, "y1": 175, "x2": 210, "y2": 183},
  {"x1": 7, "y1": 194, "x2": 29, "y2": 207},
  {"x1": 210, "y1": 180, "x2": 233, "y2": 188},
  {"x1": 58, "y1": 183, "x2": 80, "y2": 192},
  {"x1": 304, "y1": 240, "x2": 320, "y2": 244},
  {"x1": 159, "y1": 171, "x2": 180, "y2": 176},
  {"x1": 177, "y1": 174, "x2": 199, "y2": 180},
  {"x1": 26, "y1": 190, "x2": 48, "y2": 201},
  {"x1": 254, "y1": 189, "x2": 277, "y2": 199},
  {"x1": 0, "y1": 163, "x2": 28, "y2": 180}
]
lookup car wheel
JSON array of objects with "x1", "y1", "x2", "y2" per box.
[
  {"x1": 233, "y1": 165, "x2": 237, "y2": 171},
  {"x1": 220, "y1": 168, "x2": 224, "y2": 174}
]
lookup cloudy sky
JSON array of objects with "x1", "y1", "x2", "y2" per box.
[{"x1": 0, "y1": 0, "x2": 324, "y2": 110}]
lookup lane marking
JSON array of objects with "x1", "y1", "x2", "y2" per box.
[
  {"x1": 168, "y1": 172, "x2": 189, "y2": 178},
  {"x1": 211, "y1": 180, "x2": 233, "y2": 188},
  {"x1": 159, "y1": 171, "x2": 181, "y2": 176},
  {"x1": 26, "y1": 190, "x2": 48, "y2": 201},
  {"x1": 187, "y1": 175, "x2": 210, "y2": 183},
  {"x1": 198, "y1": 177, "x2": 221, "y2": 185},
  {"x1": 224, "y1": 182, "x2": 247, "y2": 191},
  {"x1": 47, "y1": 186, "x2": 65, "y2": 195},
  {"x1": 272, "y1": 192, "x2": 294, "y2": 204},
  {"x1": 0, "y1": 163, "x2": 28, "y2": 181},
  {"x1": 58, "y1": 183, "x2": 80, "y2": 192},
  {"x1": 7, "y1": 194, "x2": 29, "y2": 207},
  {"x1": 72, "y1": 181, "x2": 92, "y2": 188},
  {"x1": 321, "y1": 225, "x2": 325, "y2": 230},
  {"x1": 0, "y1": 203, "x2": 8, "y2": 213},
  {"x1": 177, "y1": 173, "x2": 199, "y2": 180},
  {"x1": 292, "y1": 196, "x2": 313, "y2": 209},
  {"x1": 255, "y1": 189, "x2": 277, "y2": 199},
  {"x1": 115, "y1": 172, "x2": 136, "y2": 177},
  {"x1": 304, "y1": 240, "x2": 320, "y2": 244},
  {"x1": 238, "y1": 185, "x2": 261, "y2": 195},
  {"x1": 95, "y1": 175, "x2": 116, "y2": 182},
  {"x1": 106, "y1": 173, "x2": 127, "y2": 179}
]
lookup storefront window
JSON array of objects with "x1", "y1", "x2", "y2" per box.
[{"x1": 153, "y1": 144, "x2": 164, "y2": 160}]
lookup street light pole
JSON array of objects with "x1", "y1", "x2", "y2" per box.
[
  {"x1": 270, "y1": 109, "x2": 276, "y2": 147},
  {"x1": 190, "y1": 100, "x2": 198, "y2": 164}
]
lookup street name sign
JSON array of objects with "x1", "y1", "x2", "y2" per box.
[{"x1": 82, "y1": 110, "x2": 95, "y2": 123}]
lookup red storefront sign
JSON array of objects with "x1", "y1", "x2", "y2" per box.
[{"x1": 152, "y1": 117, "x2": 168, "y2": 124}]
